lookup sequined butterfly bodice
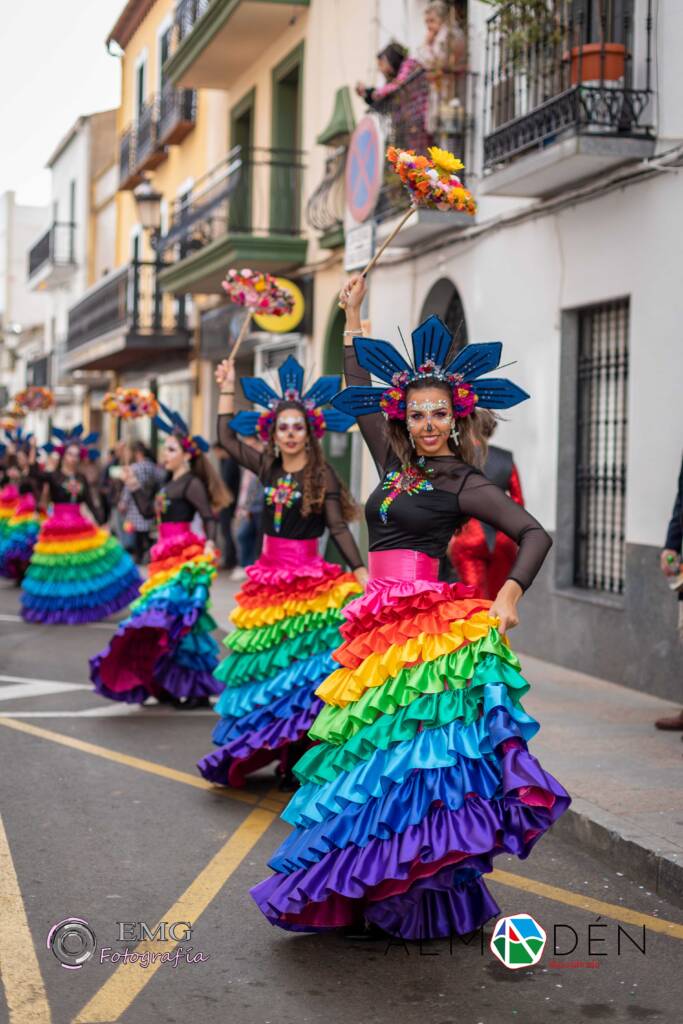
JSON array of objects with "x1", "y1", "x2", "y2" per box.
[{"x1": 264, "y1": 474, "x2": 302, "y2": 533}]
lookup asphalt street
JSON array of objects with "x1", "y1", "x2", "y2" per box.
[{"x1": 1, "y1": 577, "x2": 682, "y2": 1024}]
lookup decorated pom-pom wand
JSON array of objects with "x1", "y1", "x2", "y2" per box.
[
  {"x1": 221, "y1": 268, "x2": 295, "y2": 363},
  {"x1": 339, "y1": 145, "x2": 477, "y2": 308}
]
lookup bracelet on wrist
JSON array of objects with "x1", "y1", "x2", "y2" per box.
[
  {"x1": 220, "y1": 389, "x2": 235, "y2": 396},
  {"x1": 342, "y1": 329, "x2": 363, "y2": 336}
]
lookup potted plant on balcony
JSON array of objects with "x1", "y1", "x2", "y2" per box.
[{"x1": 566, "y1": 0, "x2": 626, "y2": 86}]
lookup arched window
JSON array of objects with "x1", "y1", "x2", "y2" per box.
[{"x1": 419, "y1": 278, "x2": 468, "y2": 355}]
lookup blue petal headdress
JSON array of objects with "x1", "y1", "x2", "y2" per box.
[
  {"x1": 331, "y1": 315, "x2": 529, "y2": 421},
  {"x1": 229, "y1": 354, "x2": 355, "y2": 440},
  {"x1": 154, "y1": 403, "x2": 209, "y2": 458},
  {"x1": 4, "y1": 426, "x2": 34, "y2": 452},
  {"x1": 44, "y1": 424, "x2": 100, "y2": 462}
]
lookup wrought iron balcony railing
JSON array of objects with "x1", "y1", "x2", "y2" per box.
[
  {"x1": 66, "y1": 261, "x2": 186, "y2": 352},
  {"x1": 306, "y1": 145, "x2": 346, "y2": 238},
  {"x1": 159, "y1": 145, "x2": 306, "y2": 256},
  {"x1": 174, "y1": 0, "x2": 210, "y2": 45},
  {"x1": 27, "y1": 222, "x2": 76, "y2": 280},
  {"x1": 136, "y1": 95, "x2": 159, "y2": 169},
  {"x1": 158, "y1": 81, "x2": 196, "y2": 145},
  {"x1": 483, "y1": 0, "x2": 654, "y2": 169},
  {"x1": 370, "y1": 67, "x2": 476, "y2": 223}
]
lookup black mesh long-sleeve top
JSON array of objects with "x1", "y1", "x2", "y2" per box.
[
  {"x1": 343, "y1": 344, "x2": 551, "y2": 592},
  {"x1": 132, "y1": 471, "x2": 218, "y2": 542},
  {"x1": 217, "y1": 417, "x2": 364, "y2": 571},
  {"x1": 41, "y1": 470, "x2": 103, "y2": 523}
]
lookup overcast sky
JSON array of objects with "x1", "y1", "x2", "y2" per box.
[{"x1": 0, "y1": 1, "x2": 124, "y2": 206}]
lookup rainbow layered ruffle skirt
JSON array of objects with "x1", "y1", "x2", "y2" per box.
[
  {"x1": 197, "y1": 535, "x2": 362, "y2": 788},
  {"x1": 90, "y1": 521, "x2": 221, "y2": 703},
  {"x1": 0, "y1": 492, "x2": 41, "y2": 581},
  {"x1": 0, "y1": 484, "x2": 19, "y2": 545},
  {"x1": 21, "y1": 503, "x2": 140, "y2": 624},
  {"x1": 251, "y1": 553, "x2": 571, "y2": 939}
]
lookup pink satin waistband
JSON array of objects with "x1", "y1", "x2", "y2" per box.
[
  {"x1": 159, "y1": 521, "x2": 193, "y2": 539},
  {"x1": 368, "y1": 548, "x2": 440, "y2": 582},
  {"x1": 52, "y1": 502, "x2": 83, "y2": 514},
  {"x1": 261, "y1": 534, "x2": 319, "y2": 565}
]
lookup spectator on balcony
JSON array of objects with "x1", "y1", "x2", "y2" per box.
[
  {"x1": 356, "y1": 42, "x2": 429, "y2": 154},
  {"x1": 415, "y1": 1, "x2": 467, "y2": 143}
]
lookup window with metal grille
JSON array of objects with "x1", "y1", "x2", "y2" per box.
[{"x1": 574, "y1": 299, "x2": 629, "y2": 593}]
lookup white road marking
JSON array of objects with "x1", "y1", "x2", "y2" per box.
[
  {"x1": 0, "y1": 679, "x2": 90, "y2": 700},
  {"x1": 0, "y1": 708, "x2": 216, "y2": 718}
]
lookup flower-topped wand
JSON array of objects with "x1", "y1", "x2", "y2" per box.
[
  {"x1": 339, "y1": 146, "x2": 477, "y2": 308},
  {"x1": 14, "y1": 386, "x2": 54, "y2": 413},
  {"x1": 221, "y1": 268, "x2": 295, "y2": 363},
  {"x1": 101, "y1": 388, "x2": 160, "y2": 420}
]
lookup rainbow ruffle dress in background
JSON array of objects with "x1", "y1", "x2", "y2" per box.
[
  {"x1": 0, "y1": 492, "x2": 41, "y2": 580},
  {"x1": 91, "y1": 522, "x2": 221, "y2": 703},
  {"x1": 21, "y1": 503, "x2": 140, "y2": 624},
  {"x1": 0, "y1": 484, "x2": 19, "y2": 547},
  {"x1": 197, "y1": 536, "x2": 362, "y2": 788},
  {"x1": 251, "y1": 574, "x2": 571, "y2": 939}
]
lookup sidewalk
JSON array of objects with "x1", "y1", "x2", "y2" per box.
[{"x1": 210, "y1": 570, "x2": 683, "y2": 906}]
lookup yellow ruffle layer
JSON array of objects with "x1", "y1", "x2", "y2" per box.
[
  {"x1": 139, "y1": 553, "x2": 215, "y2": 596},
  {"x1": 229, "y1": 579, "x2": 362, "y2": 629},
  {"x1": 316, "y1": 610, "x2": 500, "y2": 708},
  {"x1": 36, "y1": 532, "x2": 107, "y2": 554}
]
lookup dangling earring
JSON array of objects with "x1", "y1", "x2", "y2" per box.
[
  {"x1": 273, "y1": 442, "x2": 280, "y2": 458},
  {"x1": 450, "y1": 423, "x2": 460, "y2": 446},
  {"x1": 408, "y1": 431, "x2": 416, "y2": 449}
]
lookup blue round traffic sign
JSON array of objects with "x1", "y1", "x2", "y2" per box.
[{"x1": 346, "y1": 115, "x2": 383, "y2": 223}]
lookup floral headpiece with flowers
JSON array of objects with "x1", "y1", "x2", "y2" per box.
[
  {"x1": 229, "y1": 355, "x2": 354, "y2": 443},
  {"x1": 331, "y1": 315, "x2": 530, "y2": 423},
  {"x1": 43, "y1": 424, "x2": 100, "y2": 462},
  {"x1": 102, "y1": 387, "x2": 160, "y2": 420},
  {"x1": 154, "y1": 403, "x2": 209, "y2": 459}
]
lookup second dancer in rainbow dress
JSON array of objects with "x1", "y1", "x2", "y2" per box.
[
  {"x1": 91, "y1": 407, "x2": 231, "y2": 708},
  {"x1": 197, "y1": 355, "x2": 367, "y2": 789}
]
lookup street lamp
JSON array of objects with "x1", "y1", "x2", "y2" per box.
[{"x1": 133, "y1": 178, "x2": 163, "y2": 238}]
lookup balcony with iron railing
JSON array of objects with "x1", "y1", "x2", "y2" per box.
[
  {"x1": 370, "y1": 66, "x2": 477, "y2": 246},
  {"x1": 157, "y1": 144, "x2": 308, "y2": 295},
  {"x1": 64, "y1": 261, "x2": 190, "y2": 372},
  {"x1": 27, "y1": 222, "x2": 76, "y2": 289},
  {"x1": 164, "y1": 0, "x2": 310, "y2": 90},
  {"x1": 482, "y1": 0, "x2": 655, "y2": 197},
  {"x1": 119, "y1": 87, "x2": 196, "y2": 191},
  {"x1": 305, "y1": 145, "x2": 346, "y2": 250}
]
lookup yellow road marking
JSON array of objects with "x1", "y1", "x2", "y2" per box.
[
  {"x1": 0, "y1": 717, "x2": 258, "y2": 805},
  {"x1": 73, "y1": 807, "x2": 274, "y2": 1024},
  {"x1": 0, "y1": 814, "x2": 51, "y2": 1023},
  {"x1": 490, "y1": 868, "x2": 683, "y2": 940}
]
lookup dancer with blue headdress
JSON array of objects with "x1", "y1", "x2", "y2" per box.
[
  {"x1": 251, "y1": 275, "x2": 570, "y2": 939},
  {"x1": 196, "y1": 354, "x2": 367, "y2": 789},
  {"x1": 20, "y1": 425, "x2": 140, "y2": 623},
  {"x1": 90, "y1": 405, "x2": 231, "y2": 708},
  {"x1": 0, "y1": 427, "x2": 42, "y2": 581}
]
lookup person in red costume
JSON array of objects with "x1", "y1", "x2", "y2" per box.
[{"x1": 448, "y1": 411, "x2": 524, "y2": 599}]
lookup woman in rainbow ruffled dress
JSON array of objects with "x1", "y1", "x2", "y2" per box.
[
  {"x1": 20, "y1": 427, "x2": 140, "y2": 624},
  {"x1": 251, "y1": 275, "x2": 571, "y2": 940},
  {"x1": 90, "y1": 406, "x2": 230, "y2": 709},
  {"x1": 196, "y1": 355, "x2": 367, "y2": 790}
]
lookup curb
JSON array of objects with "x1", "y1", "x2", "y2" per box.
[{"x1": 553, "y1": 797, "x2": 683, "y2": 909}]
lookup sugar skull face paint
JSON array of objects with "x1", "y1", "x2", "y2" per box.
[{"x1": 274, "y1": 408, "x2": 308, "y2": 457}]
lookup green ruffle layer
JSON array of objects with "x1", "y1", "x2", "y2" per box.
[
  {"x1": 225, "y1": 604, "x2": 348, "y2": 654},
  {"x1": 27, "y1": 540, "x2": 129, "y2": 579},
  {"x1": 296, "y1": 653, "x2": 528, "y2": 785},
  {"x1": 309, "y1": 632, "x2": 522, "y2": 746},
  {"x1": 216, "y1": 622, "x2": 342, "y2": 687}
]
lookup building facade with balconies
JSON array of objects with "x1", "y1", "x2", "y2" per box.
[
  {"x1": 24, "y1": 111, "x2": 121, "y2": 435},
  {"x1": 355, "y1": 0, "x2": 682, "y2": 699}
]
